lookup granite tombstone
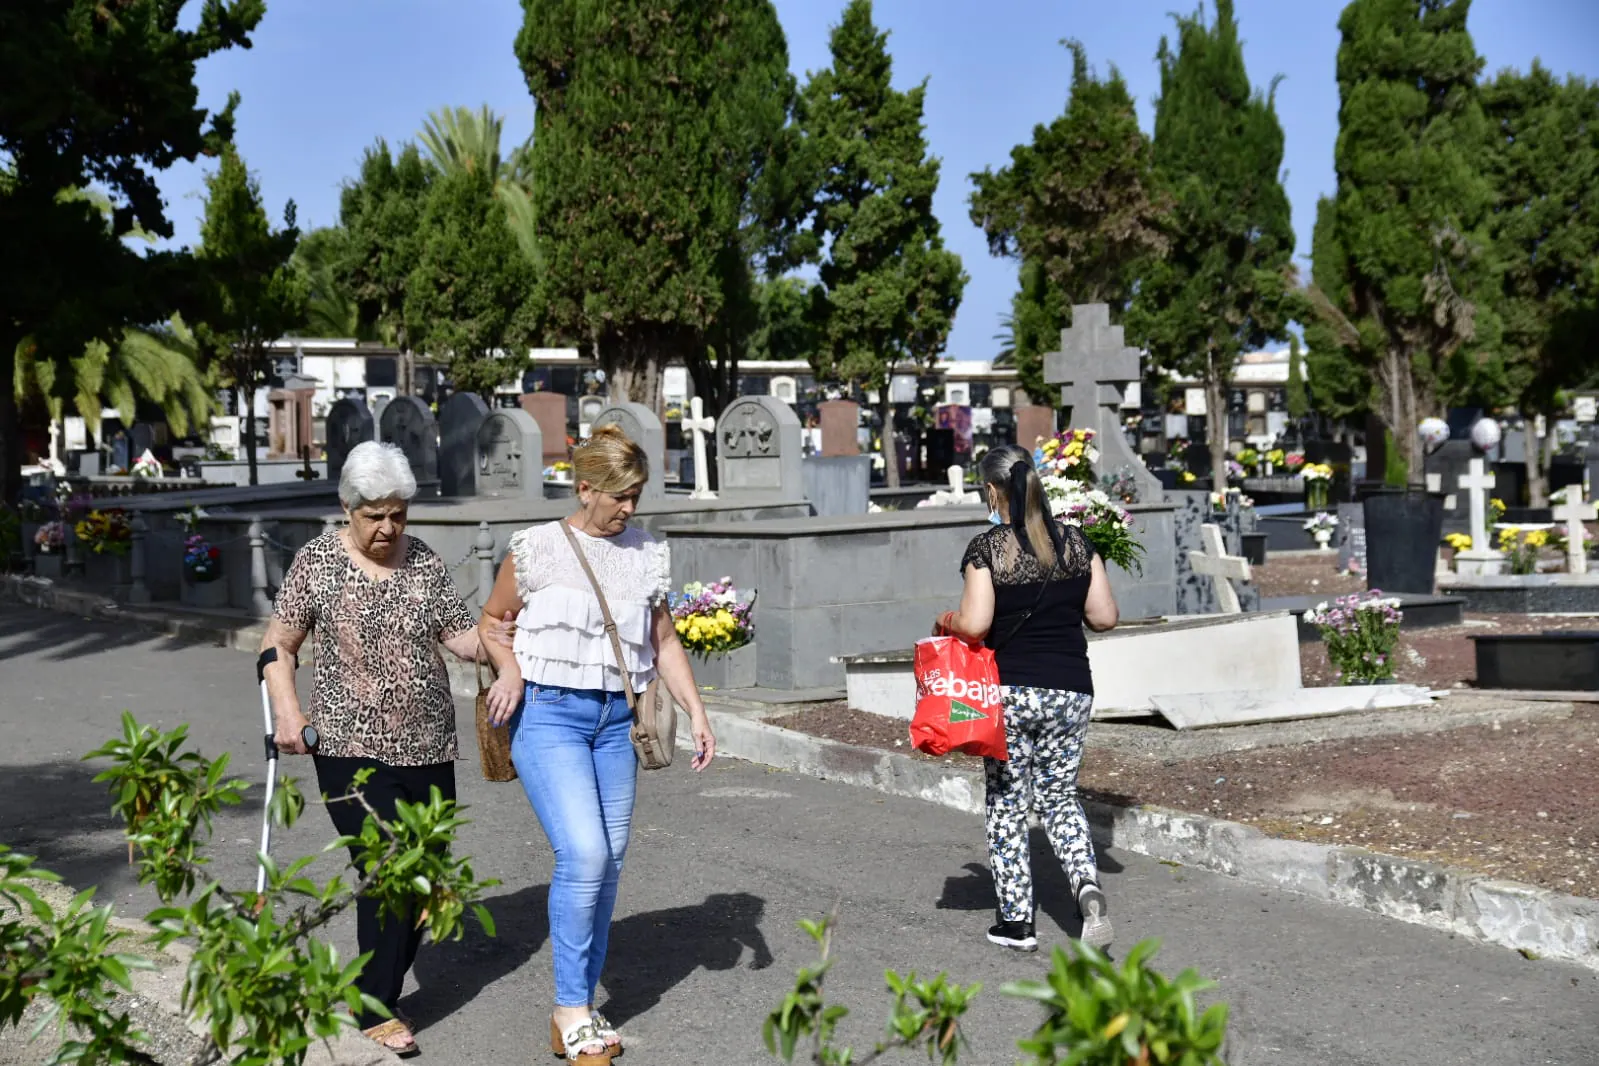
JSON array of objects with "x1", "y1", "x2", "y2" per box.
[
  {"x1": 475, "y1": 408, "x2": 543, "y2": 498},
  {"x1": 438, "y1": 392, "x2": 490, "y2": 496}
]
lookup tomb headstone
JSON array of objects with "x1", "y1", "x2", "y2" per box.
[
  {"x1": 519, "y1": 391, "x2": 571, "y2": 465},
  {"x1": 591, "y1": 402, "x2": 666, "y2": 499},
  {"x1": 438, "y1": 392, "x2": 490, "y2": 497},
  {"x1": 1454, "y1": 458, "x2": 1505, "y2": 575},
  {"x1": 1015, "y1": 405, "x2": 1056, "y2": 454},
  {"x1": 1553, "y1": 485, "x2": 1596, "y2": 575},
  {"x1": 818, "y1": 400, "x2": 860, "y2": 457},
  {"x1": 1424, "y1": 438, "x2": 1474, "y2": 529},
  {"x1": 1188, "y1": 523, "x2": 1251, "y2": 614},
  {"x1": 684, "y1": 396, "x2": 718, "y2": 499},
  {"x1": 1042, "y1": 304, "x2": 1161, "y2": 501},
  {"x1": 325, "y1": 397, "x2": 375, "y2": 484},
  {"x1": 475, "y1": 408, "x2": 543, "y2": 498},
  {"x1": 1336, "y1": 502, "x2": 1368, "y2": 574},
  {"x1": 717, "y1": 395, "x2": 803, "y2": 497},
  {"x1": 378, "y1": 395, "x2": 439, "y2": 491}
]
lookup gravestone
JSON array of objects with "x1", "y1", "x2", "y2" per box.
[
  {"x1": 475, "y1": 408, "x2": 542, "y2": 498},
  {"x1": 1188, "y1": 523, "x2": 1251, "y2": 614},
  {"x1": 1042, "y1": 304, "x2": 1161, "y2": 502},
  {"x1": 1015, "y1": 405, "x2": 1056, "y2": 454},
  {"x1": 325, "y1": 397, "x2": 376, "y2": 484},
  {"x1": 1336, "y1": 502, "x2": 1368, "y2": 573},
  {"x1": 1454, "y1": 458, "x2": 1504, "y2": 575},
  {"x1": 684, "y1": 396, "x2": 718, "y2": 499},
  {"x1": 818, "y1": 400, "x2": 860, "y2": 457},
  {"x1": 438, "y1": 392, "x2": 490, "y2": 497},
  {"x1": 129, "y1": 423, "x2": 156, "y2": 462},
  {"x1": 379, "y1": 395, "x2": 439, "y2": 492},
  {"x1": 717, "y1": 395, "x2": 803, "y2": 497},
  {"x1": 519, "y1": 391, "x2": 570, "y2": 465},
  {"x1": 919, "y1": 466, "x2": 982, "y2": 507},
  {"x1": 1425, "y1": 439, "x2": 1475, "y2": 533},
  {"x1": 1553, "y1": 485, "x2": 1596, "y2": 575},
  {"x1": 591, "y1": 402, "x2": 666, "y2": 499}
]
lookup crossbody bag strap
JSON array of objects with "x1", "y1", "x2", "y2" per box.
[
  {"x1": 990, "y1": 558, "x2": 1060, "y2": 653},
  {"x1": 558, "y1": 520, "x2": 640, "y2": 718}
]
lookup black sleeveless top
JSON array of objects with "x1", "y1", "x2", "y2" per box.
[{"x1": 959, "y1": 522, "x2": 1096, "y2": 695}]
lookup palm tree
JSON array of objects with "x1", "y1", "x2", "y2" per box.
[
  {"x1": 290, "y1": 227, "x2": 369, "y2": 340},
  {"x1": 417, "y1": 105, "x2": 541, "y2": 270},
  {"x1": 992, "y1": 311, "x2": 1017, "y2": 367}
]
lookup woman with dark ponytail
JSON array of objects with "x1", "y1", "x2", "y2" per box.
[{"x1": 934, "y1": 443, "x2": 1120, "y2": 953}]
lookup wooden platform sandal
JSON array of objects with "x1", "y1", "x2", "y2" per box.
[
  {"x1": 590, "y1": 1011, "x2": 622, "y2": 1057},
  {"x1": 550, "y1": 1017, "x2": 611, "y2": 1064},
  {"x1": 362, "y1": 1019, "x2": 420, "y2": 1059}
]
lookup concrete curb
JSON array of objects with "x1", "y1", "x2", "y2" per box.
[{"x1": 696, "y1": 706, "x2": 1599, "y2": 972}]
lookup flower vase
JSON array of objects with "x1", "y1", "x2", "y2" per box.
[
  {"x1": 33, "y1": 553, "x2": 63, "y2": 580},
  {"x1": 181, "y1": 577, "x2": 229, "y2": 609},
  {"x1": 693, "y1": 644, "x2": 757, "y2": 691},
  {"x1": 1314, "y1": 529, "x2": 1333, "y2": 552},
  {"x1": 1306, "y1": 483, "x2": 1328, "y2": 511}
]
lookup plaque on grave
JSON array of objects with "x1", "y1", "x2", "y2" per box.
[
  {"x1": 818, "y1": 400, "x2": 860, "y2": 457},
  {"x1": 325, "y1": 397, "x2": 375, "y2": 483},
  {"x1": 438, "y1": 392, "x2": 490, "y2": 496},
  {"x1": 716, "y1": 395, "x2": 803, "y2": 495},
  {"x1": 475, "y1": 409, "x2": 542, "y2": 497},
  {"x1": 590, "y1": 402, "x2": 666, "y2": 499},
  {"x1": 1336, "y1": 502, "x2": 1367, "y2": 573},
  {"x1": 378, "y1": 395, "x2": 439, "y2": 490}
]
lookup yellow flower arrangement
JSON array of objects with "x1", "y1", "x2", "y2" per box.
[{"x1": 1443, "y1": 532, "x2": 1472, "y2": 552}]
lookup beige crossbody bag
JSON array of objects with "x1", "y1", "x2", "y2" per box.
[{"x1": 559, "y1": 520, "x2": 677, "y2": 770}]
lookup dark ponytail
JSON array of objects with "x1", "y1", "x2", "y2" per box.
[{"x1": 980, "y1": 445, "x2": 1063, "y2": 570}]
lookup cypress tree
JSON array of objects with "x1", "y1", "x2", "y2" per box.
[
  {"x1": 1483, "y1": 64, "x2": 1599, "y2": 505},
  {"x1": 517, "y1": 0, "x2": 796, "y2": 413},
  {"x1": 1128, "y1": 0, "x2": 1296, "y2": 480},
  {"x1": 797, "y1": 0, "x2": 967, "y2": 488},
  {"x1": 1307, "y1": 0, "x2": 1496, "y2": 481},
  {"x1": 1285, "y1": 334, "x2": 1309, "y2": 422},
  {"x1": 969, "y1": 41, "x2": 1168, "y2": 408}
]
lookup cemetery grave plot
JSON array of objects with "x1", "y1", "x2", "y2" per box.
[{"x1": 770, "y1": 699, "x2": 1599, "y2": 898}]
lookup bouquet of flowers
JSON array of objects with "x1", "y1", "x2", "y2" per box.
[
  {"x1": 1036, "y1": 428, "x2": 1099, "y2": 486},
  {"x1": 1236, "y1": 448, "x2": 1260, "y2": 475},
  {"x1": 131, "y1": 451, "x2": 163, "y2": 479},
  {"x1": 1300, "y1": 463, "x2": 1333, "y2": 482},
  {"x1": 1041, "y1": 478, "x2": 1145, "y2": 573},
  {"x1": 184, "y1": 534, "x2": 222, "y2": 583},
  {"x1": 1283, "y1": 451, "x2": 1306, "y2": 472},
  {"x1": 671, "y1": 577, "x2": 756, "y2": 656},
  {"x1": 74, "y1": 509, "x2": 131, "y2": 556},
  {"x1": 1443, "y1": 532, "x2": 1472, "y2": 553},
  {"x1": 1266, "y1": 448, "x2": 1286, "y2": 469},
  {"x1": 1301, "y1": 462, "x2": 1334, "y2": 507},
  {"x1": 1225, "y1": 459, "x2": 1246, "y2": 484},
  {"x1": 35, "y1": 520, "x2": 66, "y2": 555},
  {"x1": 1304, "y1": 591, "x2": 1403, "y2": 684},
  {"x1": 1303, "y1": 512, "x2": 1339, "y2": 535},
  {"x1": 1497, "y1": 526, "x2": 1549, "y2": 576},
  {"x1": 1490, "y1": 497, "x2": 1507, "y2": 525},
  {"x1": 543, "y1": 460, "x2": 573, "y2": 481},
  {"x1": 1098, "y1": 469, "x2": 1141, "y2": 505},
  {"x1": 1168, "y1": 438, "x2": 1191, "y2": 465}
]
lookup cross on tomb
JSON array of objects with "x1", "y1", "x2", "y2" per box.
[
  {"x1": 684, "y1": 396, "x2": 717, "y2": 500},
  {"x1": 1553, "y1": 485, "x2": 1596, "y2": 575},
  {"x1": 1042, "y1": 303, "x2": 1161, "y2": 501},
  {"x1": 1457, "y1": 458, "x2": 1500, "y2": 558},
  {"x1": 1187, "y1": 522, "x2": 1250, "y2": 615},
  {"x1": 925, "y1": 465, "x2": 981, "y2": 506}
]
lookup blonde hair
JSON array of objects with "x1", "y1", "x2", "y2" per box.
[
  {"x1": 574, "y1": 423, "x2": 649, "y2": 494},
  {"x1": 979, "y1": 444, "x2": 1062, "y2": 571}
]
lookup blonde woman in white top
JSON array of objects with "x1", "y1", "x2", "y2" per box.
[{"x1": 479, "y1": 423, "x2": 715, "y2": 1065}]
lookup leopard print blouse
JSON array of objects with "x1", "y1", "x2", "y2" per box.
[{"x1": 272, "y1": 531, "x2": 475, "y2": 766}]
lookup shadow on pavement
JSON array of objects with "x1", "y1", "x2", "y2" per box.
[
  {"x1": 406, "y1": 882, "x2": 551, "y2": 1032},
  {"x1": 934, "y1": 827, "x2": 1124, "y2": 937},
  {"x1": 0, "y1": 607, "x2": 213, "y2": 663},
  {"x1": 599, "y1": 891, "x2": 774, "y2": 1027}
]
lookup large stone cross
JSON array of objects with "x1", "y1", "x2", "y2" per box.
[
  {"x1": 685, "y1": 396, "x2": 717, "y2": 500},
  {"x1": 1553, "y1": 485, "x2": 1596, "y2": 575},
  {"x1": 1188, "y1": 522, "x2": 1250, "y2": 614},
  {"x1": 1043, "y1": 303, "x2": 1160, "y2": 501}
]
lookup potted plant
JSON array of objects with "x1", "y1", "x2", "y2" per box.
[
  {"x1": 544, "y1": 460, "x2": 573, "y2": 484},
  {"x1": 181, "y1": 533, "x2": 228, "y2": 608},
  {"x1": 75, "y1": 508, "x2": 133, "y2": 585},
  {"x1": 674, "y1": 577, "x2": 757, "y2": 691},
  {"x1": 1236, "y1": 447, "x2": 1260, "y2": 477},
  {"x1": 1301, "y1": 462, "x2": 1333, "y2": 509},
  {"x1": 33, "y1": 520, "x2": 67, "y2": 578},
  {"x1": 1265, "y1": 447, "x2": 1285, "y2": 477},
  {"x1": 1304, "y1": 591, "x2": 1403, "y2": 684},
  {"x1": 1303, "y1": 511, "x2": 1339, "y2": 551},
  {"x1": 1496, "y1": 526, "x2": 1549, "y2": 576}
]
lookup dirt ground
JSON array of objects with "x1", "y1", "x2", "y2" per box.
[{"x1": 769, "y1": 701, "x2": 1599, "y2": 899}]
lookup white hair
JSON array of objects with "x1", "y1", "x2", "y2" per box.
[{"x1": 339, "y1": 442, "x2": 417, "y2": 509}]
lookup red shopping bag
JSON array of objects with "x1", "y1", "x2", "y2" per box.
[{"x1": 910, "y1": 636, "x2": 1007, "y2": 759}]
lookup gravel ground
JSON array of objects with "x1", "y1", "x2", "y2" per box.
[{"x1": 770, "y1": 702, "x2": 1599, "y2": 898}]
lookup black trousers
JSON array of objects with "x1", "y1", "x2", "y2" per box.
[{"x1": 313, "y1": 754, "x2": 457, "y2": 1027}]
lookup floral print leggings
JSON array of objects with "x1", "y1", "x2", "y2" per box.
[{"x1": 984, "y1": 686, "x2": 1098, "y2": 922}]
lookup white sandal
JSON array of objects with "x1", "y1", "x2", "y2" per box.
[{"x1": 549, "y1": 1017, "x2": 609, "y2": 1064}]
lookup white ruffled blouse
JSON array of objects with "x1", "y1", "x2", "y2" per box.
[{"x1": 508, "y1": 520, "x2": 672, "y2": 692}]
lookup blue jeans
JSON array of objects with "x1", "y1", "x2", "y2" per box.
[{"x1": 511, "y1": 683, "x2": 638, "y2": 1007}]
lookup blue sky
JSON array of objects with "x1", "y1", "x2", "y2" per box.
[{"x1": 157, "y1": 0, "x2": 1599, "y2": 362}]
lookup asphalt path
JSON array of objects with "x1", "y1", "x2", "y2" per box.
[{"x1": 1, "y1": 604, "x2": 1593, "y2": 1065}]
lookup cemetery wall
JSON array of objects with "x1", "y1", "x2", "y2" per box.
[{"x1": 197, "y1": 459, "x2": 327, "y2": 487}]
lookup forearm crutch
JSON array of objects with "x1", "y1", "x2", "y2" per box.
[{"x1": 255, "y1": 647, "x2": 317, "y2": 896}]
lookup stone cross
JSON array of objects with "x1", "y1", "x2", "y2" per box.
[
  {"x1": 1187, "y1": 522, "x2": 1250, "y2": 614},
  {"x1": 685, "y1": 396, "x2": 717, "y2": 500},
  {"x1": 1459, "y1": 458, "x2": 1497, "y2": 554},
  {"x1": 1042, "y1": 303, "x2": 1161, "y2": 501},
  {"x1": 1553, "y1": 485, "x2": 1596, "y2": 575},
  {"x1": 921, "y1": 465, "x2": 982, "y2": 507}
]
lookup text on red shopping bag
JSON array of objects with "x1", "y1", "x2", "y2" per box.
[{"x1": 909, "y1": 636, "x2": 1007, "y2": 759}]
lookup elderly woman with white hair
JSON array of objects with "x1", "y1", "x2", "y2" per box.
[{"x1": 260, "y1": 440, "x2": 495, "y2": 1058}]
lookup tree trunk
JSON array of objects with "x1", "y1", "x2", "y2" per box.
[
  {"x1": 0, "y1": 329, "x2": 23, "y2": 506},
  {"x1": 880, "y1": 393, "x2": 900, "y2": 489},
  {"x1": 1525, "y1": 418, "x2": 1549, "y2": 508},
  {"x1": 243, "y1": 384, "x2": 259, "y2": 487},
  {"x1": 1204, "y1": 372, "x2": 1228, "y2": 489}
]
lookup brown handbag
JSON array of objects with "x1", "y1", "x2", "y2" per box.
[
  {"x1": 559, "y1": 520, "x2": 677, "y2": 770},
  {"x1": 475, "y1": 653, "x2": 518, "y2": 782}
]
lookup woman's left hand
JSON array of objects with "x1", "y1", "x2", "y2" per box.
[
  {"x1": 689, "y1": 710, "x2": 716, "y2": 772},
  {"x1": 487, "y1": 610, "x2": 516, "y2": 649}
]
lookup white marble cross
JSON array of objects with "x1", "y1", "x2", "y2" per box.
[
  {"x1": 1459, "y1": 458, "x2": 1497, "y2": 552},
  {"x1": 1553, "y1": 485, "x2": 1596, "y2": 575},
  {"x1": 685, "y1": 396, "x2": 717, "y2": 500},
  {"x1": 1188, "y1": 522, "x2": 1251, "y2": 614},
  {"x1": 922, "y1": 465, "x2": 982, "y2": 507}
]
